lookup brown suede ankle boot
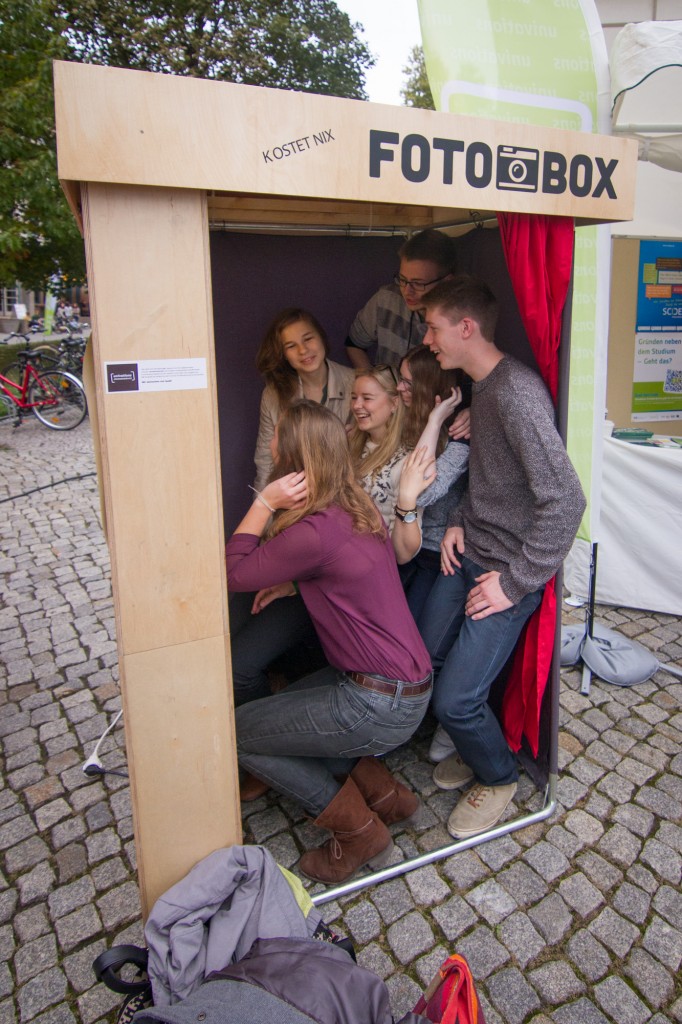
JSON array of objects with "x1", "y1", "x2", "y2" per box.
[
  {"x1": 351, "y1": 756, "x2": 421, "y2": 826},
  {"x1": 298, "y1": 777, "x2": 394, "y2": 884}
]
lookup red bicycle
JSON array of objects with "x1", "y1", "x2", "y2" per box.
[{"x1": 0, "y1": 346, "x2": 87, "y2": 430}]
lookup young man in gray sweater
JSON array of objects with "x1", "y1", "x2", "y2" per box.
[{"x1": 420, "y1": 275, "x2": 586, "y2": 839}]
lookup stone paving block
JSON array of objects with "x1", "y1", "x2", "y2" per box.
[
  {"x1": 404, "y1": 865, "x2": 450, "y2": 905},
  {"x1": 611, "y1": 803, "x2": 655, "y2": 838},
  {"x1": 4, "y1": 836, "x2": 50, "y2": 874},
  {"x1": 465, "y1": 879, "x2": 517, "y2": 925},
  {"x1": 576, "y1": 849, "x2": 623, "y2": 891},
  {"x1": 475, "y1": 834, "x2": 521, "y2": 871},
  {"x1": 14, "y1": 933, "x2": 59, "y2": 984},
  {"x1": 16, "y1": 967, "x2": 68, "y2": 1022},
  {"x1": 414, "y1": 945, "x2": 449, "y2": 987},
  {"x1": 564, "y1": 809, "x2": 604, "y2": 844},
  {"x1": 522, "y1": 841, "x2": 570, "y2": 883},
  {"x1": 545, "y1": 824, "x2": 584, "y2": 859},
  {"x1": 456, "y1": 925, "x2": 509, "y2": 980},
  {"x1": 371, "y1": 878, "x2": 414, "y2": 925},
  {"x1": 441, "y1": 849, "x2": 489, "y2": 889},
  {"x1": 593, "y1": 975, "x2": 651, "y2": 1024},
  {"x1": 55, "y1": 904, "x2": 103, "y2": 953},
  {"x1": 552, "y1": 997, "x2": 611, "y2": 1024},
  {"x1": 566, "y1": 928, "x2": 611, "y2": 982},
  {"x1": 611, "y1": 880, "x2": 652, "y2": 925},
  {"x1": 641, "y1": 837, "x2": 682, "y2": 883},
  {"x1": 263, "y1": 831, "x2": 300, "y2": 869},
  {"x1": 528, "y1": 889, "x2": 574, "y2": 944},
  {"x1": 528, "y1": 961, "x2": 585, "y2": 1004},
  {"x1": 386, "y1": 910, "x2": 434, "y2": 965},
  {"x1": 496, "y1": 862, "x2": 546, "y2": 908},
  {"x1": 596, "y1": 824, "x2": 642, "y2": 868},
  {"x1": 557, "y1": 872, "x2": 604, "y2": 917},
  {"x1": 47, "y1": 876, "x2": 95, "y2": 919},
  {"x1": 340, "y1": 899, "x2": 382, "y2": 944},
  {"x1": 62, "y1": 940, "x2": 107, "y2": 993},
  {"x1": 76, "y1": 983, "x2": 122, "y2": 1024},
  {"x1": 636, "y1": 783, "x2": 682, "y2": 820},
  {"x1": 588, "y1": 907, "x2": 641, "y2": 959},
  {"x1": 16, "y1": 861, "x2": 55, "y2": 906},
  {"x1": 431, "y1": 894, "x2": 477, "y2": 941},
  {"x1": 496, "y1": 912, "x2": 545, "y2": 969},
  {"x1": 385, "y1": 972, "x2": 423, "y2": 1021},
  {"x1": 356, "y1": 942, "x2": 393, "y2": 980},
  {"x1": 642, "y1": 914, "x2": 682, "y2": 971},
  {"x1": 54, "y1": 844, "x2": 88, "y2": 884},
  {"x1": 486, "y1": 966, "x2": 541, "y2": 1024},
  {"x1": 14, "y1": 905, "x2": 50, "y2": 943},
  {"x1": 624, "y1": 948, "x2": 675, "y2": 1010}
]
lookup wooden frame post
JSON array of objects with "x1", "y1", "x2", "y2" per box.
[{"x1": 82, "y1": 182, "x2": 239, "y2": 916}]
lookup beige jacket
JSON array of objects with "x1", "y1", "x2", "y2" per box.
[{"x1": 253, "y1": 360, "x2": 356, "y2": 490}]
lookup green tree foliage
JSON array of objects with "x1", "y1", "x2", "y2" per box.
[
  {"x1": 57, "y1": 0, "x2": 374, "y2": 99},
  {"x1": 0, "y1": 0, "x2": 86, "y2": 291},
  {"x1": 401, "y1": 45, "x2": 434, "y2": 110},
  {"x1": 1, "y1": 0, "x2": 373, "y2": 293}
]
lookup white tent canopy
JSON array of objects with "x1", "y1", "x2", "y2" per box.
[{"x1": 611, "y1": 20, "x2": 682, "y2": 173}]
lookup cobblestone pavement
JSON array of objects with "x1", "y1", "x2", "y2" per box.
[{"x1": 2, "y1": 417, "x2": 681, "y2": 1024}]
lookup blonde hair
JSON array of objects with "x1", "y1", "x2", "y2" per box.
[
  {"x1": 348, "y1": 366, "x2": 405, "y2": 480},
  {"x1": 400, "y1": 347, "x2": 463, "y2": 453},
  {"x1": 269, "y1": 401, "x2": 385, "y2": 539}
]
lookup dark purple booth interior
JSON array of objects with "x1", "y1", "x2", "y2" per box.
[{"x1": 211, "y1": 227, "x2": 536, "y2": 534}]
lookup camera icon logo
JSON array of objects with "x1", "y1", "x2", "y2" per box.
[{"x1": 496, "y1": 146, "x2": 540, "y2": 192}]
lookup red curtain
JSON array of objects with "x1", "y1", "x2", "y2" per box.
[{"x1": 496, "y1": 212, "x2": 574, "y2": 754}]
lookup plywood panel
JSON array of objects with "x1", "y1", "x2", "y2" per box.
[
  {"x1": 82, "y1": 183, "x2": 227, "y2": 655},
  {"x1": 54, "y1": 61, "x2": 637, "y2": 225},
  {"x1": 121, "y1": 636, "x2": 239, "y2": 917}
]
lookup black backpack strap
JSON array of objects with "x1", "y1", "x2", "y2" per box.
[{"x1": 93, "y1": 945, "x2": 151, "y2": 995}]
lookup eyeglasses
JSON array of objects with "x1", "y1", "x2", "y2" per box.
[
  {"x1": 373, "y1": 363, "x2": 399, "y2": 385},
  {"x1": 394, "y1": 273, "x2": 448, "y2": 294},
  {"x1": 397, "y1": 376, "x2": 413, "y2": 390}
]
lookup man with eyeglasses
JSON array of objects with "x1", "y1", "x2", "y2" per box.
[{"x1": 345, "y1": 228, "x2": 456, "y2": 371}]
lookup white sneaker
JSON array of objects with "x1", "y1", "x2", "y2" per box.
[{"x1": 428, "y1": 724, "x2": 456, "y2": 763}]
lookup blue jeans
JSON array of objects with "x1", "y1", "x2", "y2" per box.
[
  {"x1": 236, "y1": 666, "x2": 432, "y2": 816},
  {"x1": 419, "y1": 556, "x2": 542, "y2": 787},
  {"x1": 228, "y1": 592, "x2": 320, "y2": 706},
  {"x1": 404, "y1": 548, "x2": 441, "y2": 625}
]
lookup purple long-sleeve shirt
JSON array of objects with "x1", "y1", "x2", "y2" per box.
[{"x1": 226, "y1": 506, "x2": 431, "y2": 683}]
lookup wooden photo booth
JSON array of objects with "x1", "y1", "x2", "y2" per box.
[{"x1": 54, "y1": 61, "x2": 637, "y2": 915}]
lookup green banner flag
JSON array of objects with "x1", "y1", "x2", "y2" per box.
[{"x1": 418, "y1": 0, "x2": 612, "y2": 542}]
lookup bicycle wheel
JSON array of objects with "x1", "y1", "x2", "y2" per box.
[
  {"x1": 29, "y1": 370, "x2": 88, "y2": 430},
  {"x1": 0, "y1": 392, "x2": 20, "y2": 429}
]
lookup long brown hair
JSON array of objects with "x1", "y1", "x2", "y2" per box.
[
  {"x1": 269, "y1": 401, "x2": 385, "y2": 539},
  {"x1": 256, "y1": 308, "x2": 329, "y2": 407},
  {"x1": 348, "y1": 366, "x2": 405, "y2": 480},
  {"x1": 400, "y1": 347, "x2": 464, "y2": 452}
]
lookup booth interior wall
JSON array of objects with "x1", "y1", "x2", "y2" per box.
[{"x1": 210, "y1": 226, "x2": 538, "y2": 534}]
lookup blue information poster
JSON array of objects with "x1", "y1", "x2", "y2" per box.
[{"x1": 633, "y1": 239, "x2": 682, "y2": 421}]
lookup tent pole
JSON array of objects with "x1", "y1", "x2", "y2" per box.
[{"x1": 580, "y1": 542, "x2": 599, "y2": 696}]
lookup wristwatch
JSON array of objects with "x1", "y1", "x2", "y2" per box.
[{"x1": 394, "y1": 505, "x2": 418, "y2": 524}]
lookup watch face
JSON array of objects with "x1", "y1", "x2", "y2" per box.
[{"x1": 403, "y1": 511, "x2": 417, "y2": 523}]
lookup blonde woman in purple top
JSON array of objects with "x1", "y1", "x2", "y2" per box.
[{"x1": 226, "y1": 401, "x2": 433, "y2": 885}]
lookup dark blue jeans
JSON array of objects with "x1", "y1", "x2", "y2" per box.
[
  {"x1": 228, "y1": 592, "x2": 320, "y2": 706},
  {"x1": 419, "y1": 556, "x2": 542, "y2": 787}
]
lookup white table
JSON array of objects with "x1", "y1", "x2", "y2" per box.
[{"x1": 565, "y1": 435, "x2": 682, "y2": 616}]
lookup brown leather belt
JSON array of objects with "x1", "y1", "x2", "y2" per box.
[{"x1": 347, "y1": 670, "x2": 432, "y2": 697}]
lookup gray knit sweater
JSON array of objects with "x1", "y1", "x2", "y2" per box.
[{"x1": 449, "y1": 356, "x2": 586, "y2": 604}]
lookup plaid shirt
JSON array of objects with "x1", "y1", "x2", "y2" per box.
[{"x1": 346, "y1": 283, "x2": 427, "y2": 367}]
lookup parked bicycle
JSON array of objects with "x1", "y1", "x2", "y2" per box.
[
  {"x1": 0, "y1": 346, "x2": 87, "y2": 430},
  {"x1": 2, "y1": 326, "x2": 87, "y2": 379}
]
